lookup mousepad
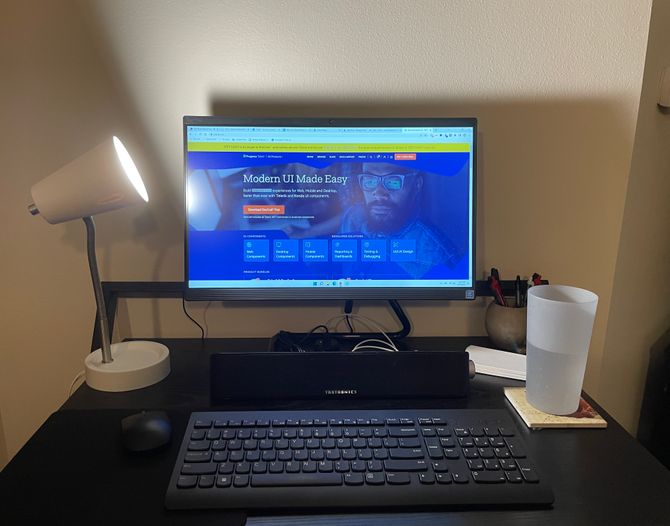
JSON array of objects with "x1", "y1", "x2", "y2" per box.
[{"x1": 0, "y1": 409, "x2": 246, "y2": 526}]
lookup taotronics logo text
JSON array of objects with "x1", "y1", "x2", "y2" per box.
[{"x1": 325, "y1": 389, "x2": 358, "y2": 395}]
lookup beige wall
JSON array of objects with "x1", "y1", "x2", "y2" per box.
[
  {"x1": 600, "y1": 0, "x2": 670, "y2": 433},
  {"x1": 0, "y1": 0, "x2": 655, "y2": 462},
  {"x1": 0, "y1": 0, "x2": 181, "y2": 461}
]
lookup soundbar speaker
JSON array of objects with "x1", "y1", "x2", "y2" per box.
[{"x1": 210, "y1": 351, "x2": 470, "y2": 402}]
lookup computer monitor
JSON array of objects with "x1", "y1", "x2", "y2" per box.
[{"x1": 184, "y1": 117, "x2": 476, "y2": 301}]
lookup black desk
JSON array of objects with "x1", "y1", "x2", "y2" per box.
[{"x1": 2, "y1": 337, "x2": 670, "y2": 525}]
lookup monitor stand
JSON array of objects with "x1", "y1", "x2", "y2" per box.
[{"x1": 270, "y1": 300, "x2": 412, "y2": 353}]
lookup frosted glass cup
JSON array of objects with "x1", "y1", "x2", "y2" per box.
[{"x1": 526, "y1": 285, "x2": 598, "y2": 415}]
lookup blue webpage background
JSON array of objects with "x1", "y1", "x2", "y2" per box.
[{"x1": 187, "y1": 150, "x2": 472, "y2": 284}]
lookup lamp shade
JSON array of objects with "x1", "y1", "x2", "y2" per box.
[{"x1": 30, "y1": 136, "x2": 148, "y2": 224}]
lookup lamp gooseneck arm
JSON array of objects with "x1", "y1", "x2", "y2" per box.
[{"x1": 82, "y1": 217, "x2": 113, "y2": 364}]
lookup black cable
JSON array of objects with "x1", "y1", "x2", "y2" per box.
[
  {"x1": 182, "y1": 295, "x2": 205, "y2": 348},
  {"x1": 344, "y1": 300, "x2": 354, "y2": 333}
]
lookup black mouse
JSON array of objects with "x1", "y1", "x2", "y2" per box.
[{"x1": 121, "y1": 410, "x2": 171, "y2": 452}]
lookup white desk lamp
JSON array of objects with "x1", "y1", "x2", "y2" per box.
[{"x1": 28, "y1": 136, "x2": 170, "y2": 392}]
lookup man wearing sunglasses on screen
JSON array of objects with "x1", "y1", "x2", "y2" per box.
[{"x1": 340, "y1": 162, "x2": 461, "y2": 278}]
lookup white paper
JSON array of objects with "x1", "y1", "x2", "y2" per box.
[{"x1": 466, "y1": 345, "x2": 526, "y2": 381}]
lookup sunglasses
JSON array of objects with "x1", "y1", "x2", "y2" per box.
[{"x1": 357, "y1": 173, "x2": 414, "y2": 192}]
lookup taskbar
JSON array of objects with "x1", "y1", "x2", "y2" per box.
[{"x1": 189, "y1": 279, "x2": 473, "y2": 289}]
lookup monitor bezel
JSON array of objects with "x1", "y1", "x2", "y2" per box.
[{"x1": 183, "y1": 116, "x2": 477, "y2": 301}]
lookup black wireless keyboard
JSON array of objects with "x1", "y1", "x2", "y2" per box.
[{"x1": 165, "y1": 409, "x2": 554, "y2": 510}]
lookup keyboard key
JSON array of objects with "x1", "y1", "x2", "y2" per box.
[
  {"x1": 294, "y1": 450, "x2": 309, "y2": 461},
  {"x1": 229, "y1": 451, "x2": 244, "y2": 462},
  {"x1": 194, "y1": 419, "x2": 212, "y2": 429},
  {"x1": 386, "y1": 472, "x2": 411, "y2": 485},
  {"x1": 467, "y1": 459, "x2": 485, "y2": 471},
  {"x1": 432, "y1": 418, "x2": 447, "y2": 425},
  {"x1": 216, "y1": 475, "x2": 232, "y2": 488},
  {"x1": 190, "y1": 429, "x2": 206, "y2": 440},
  {"x1": 365, "y1": 472, "x2": 385, "y2": 485},
  {"x1": 505, "y1": 439, "x2": 527, "y2": 458},
  {"x1": 357, "y1": 449, "x2": 373, "y2": 460},
  {"x1": 389, "y1": 448, "x2": 424, "y2": 459},
  {"x1": 472, "y1": 471, "x2": 506, "y2": 483},
  {"x1": 506, "y1": 470, "x2": 523, "y2": 483},
  {"x1": 187, "y1": 440, "x2": 210, "y2": 451},
  {"x1": 318, "y1": 460, "x2": 334, "y2": 472},
  {"x1": 213, "y1": 451, "x2": 228, "y2": 462},
  {"x1": 432, "y1": 460, "x2": 449, "y2": 472},
  {"x1": 302, "y1": 461, "x2": 317, "y2": 473},
  {"x1": 351, "y1": 460, "x2": 366, "y2": 472},
  {"x1": 454, "y1": 427, "x2": 469, "y2": 437},
  {"x1": 384, "y1": 460, "x2": 429, "y2": 472},
  {"x1": 367, "y1": 460, "x2": 383, "y2": 472},
  {"x1": 436, "y1": 473, "x2": 452, "y2": 484},
  {"x1": 185, "y1": 452, "x2": 212, "y2": 463},
  {"x1": 451, "y1": 469, "x2": 470, "y2": 484},
  {"x1": 444, "y1": 448, "x2": 460, "y2": 459},
  {"x1": 252, "y1": 462, "x2": 267, "y2": 474},
  {"x1": 252, "y1": 473, "x2": 342, "y2": 487},
  {"x1": 181, "y1": 463, "x2": 217, "y2": 476},
  {"x1": 177, "y1": 475, "x2": 197, "y2": 488},
  {"x1": 500, "y1": 458, "x2": 517, "y2": 471},
  {"x1": 474, "y1": 437, "x2": 489, "y2": 448},
  {"x1": 516, "y1": 459, "x2": 539, "y2": 482},
  {"x1": 198, "y1": 475, "x2": 215, "y2": 488},
  {"x1": 269, "y1": 461, "x2": 284, "y2": 473},
  {"x1": 418, "y1": 418, "x2": 433, "y2": 425},
  {"x1": 285, "y1": 461, "x2": 300, "y2": 473},
  {"x1": 344, "y1": 473, "x2": 364, "y2": 485},
  {"x1": 463, "y1": 447, "x2": 479, "y2": 459},
  {"x1": 469, "y1": 426, "x2": 484, "y2": 437},
  {"x1": 479, "y1": 448, "x2": 495, "y2": 459},
  {"x1": 489, "y1": 437, "x2": 505, "y2": 448},
  {"x1": 206, "y1": 429, "x2": 221, "y2": 440},
  {"x1": 436, "y1": 427, "x2": 451, "y2": 437},
  {"x1": 335, "y1": 461, "x2": 350, "y2": 472},
  {"x1": 426, "y1": 445, "x2": 444, "y2": 459},
  {"x1": 383, "y1": 437, "x2": 399, "y2": 448},
  {"x1": 484, "y1": 459, "x2": 500, "y2": 470},
  {"x1": 219, "y1": 462, "x2": 234, "y2": 474},
  {"x1": 440, "y1": 437, "x2": 456, "y2": 448},
  {"x1": 233, "y1": 475, "x2": 249, "y2": 487},
  {"x1": 484, "y1": 426, "x2": 499, "y2": 437},
  {"x1": 494, "y1": 447, "x2": 511, "y2": 459},
  {"x1": 388, "y1": 428, "x2": 418, "y2": 438},
  {"x1": 386, "y1": 418, "x2": 400, "y2": 425},
  {"x1": 419, "y1": 472, "x2": 435, "y2": 484},
  {"x1": 235, "y1": 462, "x2": 251, "y2": 474},
  {"x1": 211, "y1": 440, "x2": 226, "y2": 451}
]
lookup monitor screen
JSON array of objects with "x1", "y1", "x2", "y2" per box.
[{"x1": 184, "y1": 117, "x2": 476, "y2": 300}]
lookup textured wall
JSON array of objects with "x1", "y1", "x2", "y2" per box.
[{"x1": 0, "y1": 0, "x2": 654, "y2": 461}]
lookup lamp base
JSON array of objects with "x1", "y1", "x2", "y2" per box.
[{"x1": 84, "y1": 340, "x2": 170, "y2": 392}]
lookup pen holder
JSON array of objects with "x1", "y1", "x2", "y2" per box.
[{"x1": 485, "y1": 300, "x2": 527, "y2": 354}]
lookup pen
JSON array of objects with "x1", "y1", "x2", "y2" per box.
[
  {"x1": 515, "y1": 275, "x2": 521, "y2": 308},
  {"x1": 489, "y1": 268, "x2": 507, "y2": 307}
]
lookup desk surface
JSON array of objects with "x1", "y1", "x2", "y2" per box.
[{"x1": 3, "y1": 337, "x2": 670, "y2": 525}]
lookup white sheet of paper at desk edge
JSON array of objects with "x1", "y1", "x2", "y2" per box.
[{"x1": 465, "y1": 345, "x2": 526, "y2": 381}]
